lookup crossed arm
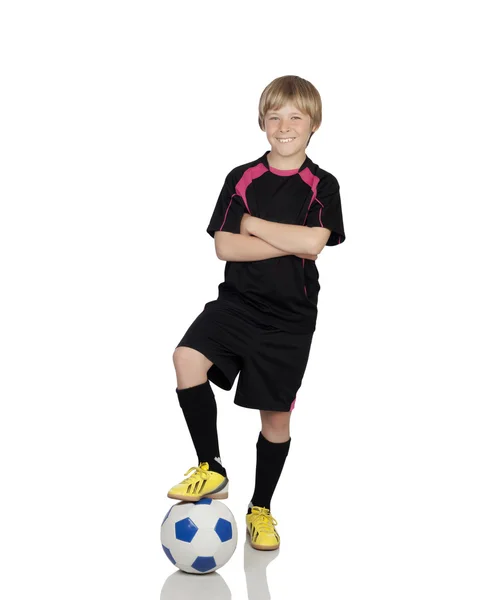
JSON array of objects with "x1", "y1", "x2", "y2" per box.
[{"x1": 215, "y1": 214, "x2": 331, "y2": 262}]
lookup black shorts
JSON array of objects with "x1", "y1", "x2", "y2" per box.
[{"x1": 175, "y1": 299, "x2": 314, "y2": 412}]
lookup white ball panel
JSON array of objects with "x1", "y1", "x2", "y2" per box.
[
  {"x1": 160, "y1": 519, "x2": 175, "y2": 546},
  {"x1": 210, "y1": 500, "x2": 236, "y2": 522},
  {"x1": 213, "y1": 538, "x2": 237, "y2": 568},
  {"x1": 191, "y1": 527, "x2": 221, "y2": 555},
  {"x1": 190, "y1": 505, "x2": 224, "y2": 529},
  {"x1": 166, "y1": 502, "x2": 192, "y2": 525},
  {"x1": 169, "y1": 539, "x2": 197, "y2": 567}
]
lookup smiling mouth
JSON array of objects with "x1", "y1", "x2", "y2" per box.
[{"x1": 277, "y1": 137, "x2": 296, "y2": 143}]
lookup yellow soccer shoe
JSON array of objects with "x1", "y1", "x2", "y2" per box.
[
  {"x1": 167, "y1": 462, "x2": 229, "y2": 502},
  {"x1": 246, "y1": 506, "x2": 280, "y2": 551}
]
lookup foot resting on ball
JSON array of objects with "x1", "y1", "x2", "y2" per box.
[{"x1": 167, "y1": 462, "x2": 229, "y2": 502}]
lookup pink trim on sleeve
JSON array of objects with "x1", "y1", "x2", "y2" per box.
[
  {"x1": 219, "y1": 194, "x2": 238, "y2": 231},
  {"x1": 314, "y1": 197, "x2": 325, "y2": 227}
]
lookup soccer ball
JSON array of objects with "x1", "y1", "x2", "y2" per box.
[{"x1": 161, "y1": 498, "x2": 238, "y2": 574}]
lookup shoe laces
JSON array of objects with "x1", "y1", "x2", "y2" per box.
[
  {"x1": 182, "y1": 463, "x2": 210, "y2": 485},
  {"x1": 250, "y1": 506, "x2": 278, "y2": 532}
]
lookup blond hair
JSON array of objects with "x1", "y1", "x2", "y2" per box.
[{"x1": 258, "y1": 75, "x2": 322, "y2": 147}]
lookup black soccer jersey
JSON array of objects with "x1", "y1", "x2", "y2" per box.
[{"x1": 206, "y1": 150, "x2": 346, "y2": 333}]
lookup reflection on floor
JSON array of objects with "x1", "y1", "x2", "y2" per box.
[
  {"x1": 244, "y1": 538, "x2": 280, "y2": 600},
  {"x1": 160, "y1": 537, "x2": 280, "y2": 600},
  {"x1": 160, "y1": 570, "x2": 231, "y2": 600}
]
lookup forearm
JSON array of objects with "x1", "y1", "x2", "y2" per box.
[
  {"x1": 247, "y1": 217, "x2": 316, "y2": 255},
  {"x1": 218, "y1": 234, "x2": 291, "y2": 262}
]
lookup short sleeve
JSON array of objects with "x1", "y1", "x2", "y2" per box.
[
  {"x1": 206, "y1": 171, "x2": 246, "y2": 238},
  {"x1": 305, "y1": 175, "x2": 346, "y2": 246}
]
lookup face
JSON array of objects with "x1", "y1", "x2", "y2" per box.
[{"x1": 264, "y1": 102, "x2": 317, "y2": 160}]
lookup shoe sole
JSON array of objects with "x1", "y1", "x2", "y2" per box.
[
  {"x1": 246, "y1": 526, "x2": 280, "y2": 551},
  {"x1": 167, "y1": 480, "x2": 229, "y2": 502}
]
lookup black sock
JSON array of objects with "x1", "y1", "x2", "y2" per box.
[
  {"x1": 176, "y1": 380, "x2": 227, "y2": 477},
  {"x1": 249, "y1": 431, "x2": 291, "y2": 512}
]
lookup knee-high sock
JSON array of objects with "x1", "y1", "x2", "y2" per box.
[
  {"x1": 176, "y1": 380, "x2": 226, "y2": 477},
  {"x1": 249, "y1": 431, "x2": 290, "y2": 511}
]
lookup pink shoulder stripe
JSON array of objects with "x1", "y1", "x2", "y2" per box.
[
  {"x1": 235, "y1": 163, "x2": 268, "y2": 213},
  {"x1": 299, "y1": 167, "x2": 324, "y2": 226},
  {"x1": 219, "y1": 163, "x2": 268, "y2": 231}
]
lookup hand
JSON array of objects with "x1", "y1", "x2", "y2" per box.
[
  {"x1": 240, "y1": 213, "x2": 253, "y2": 236},
  {"x1": 295, "y1": 252, "x2": 318, "y2": 261}
]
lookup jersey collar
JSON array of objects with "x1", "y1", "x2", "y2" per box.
[{"x1": 259, "y1": 150, "x2": 310, "y2": 176}]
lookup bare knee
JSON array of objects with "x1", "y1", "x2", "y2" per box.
[
  {"x1": 173, "y1": 346, "x2": 213, "y2": 390},
  {"x1": 260, "y1": 410, "x2": 291, "y2": 443}
]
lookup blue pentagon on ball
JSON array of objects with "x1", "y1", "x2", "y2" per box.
[
  {"x1": 215, "y1": 518, "x2": 233, "y2": 542},
  {"x1": 175, "y1": 517, "x2": 198, "y2": 542},
  {"x1": 192, "y1": 556, "x2": 216, "y2": 572}
]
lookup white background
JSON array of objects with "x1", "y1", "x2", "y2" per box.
[{"x1": 1, "y1": 1, "x2": 491, "y2": 598}]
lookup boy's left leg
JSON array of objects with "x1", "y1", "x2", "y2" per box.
[
  {"x1": 246, "y1": 410, "x2": 291, "y2": 550},
  {"x1": 250, "y1": 410, "x2": 291, "y2": 508}
]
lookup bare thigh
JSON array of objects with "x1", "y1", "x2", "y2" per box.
[{"x1": 173, "y1": 346, "x2": 214, "y2": 390}]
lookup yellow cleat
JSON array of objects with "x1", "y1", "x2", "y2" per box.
[
  {"x1": 167, "y1": 462, "x2": 229, "y2": 502},
  {"x1": 246, "y1": 506, "x2": 280, "y2": 551}
]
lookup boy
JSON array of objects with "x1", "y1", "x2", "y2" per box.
[{"x1": 168, "y1": 75, "x2": 346, "y2": 551}]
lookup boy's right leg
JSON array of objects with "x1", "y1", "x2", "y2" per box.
[{"x1": 167, "y1": 346, "x2": 229, "y2": 501}]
